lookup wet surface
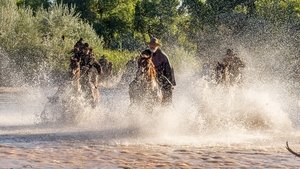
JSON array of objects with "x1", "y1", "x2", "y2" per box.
[
  {"x1": 0, "y1": 87, "x2": 300, "y2": 168},
  {"x1": 0, "y1": 142, "x2": 300, "y2": 168}
]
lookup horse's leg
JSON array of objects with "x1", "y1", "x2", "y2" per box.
[
  {"x1": 153, "y1": 84, "x2": 163, "y2": 103},
  {"x1": 72, "y1": 70, "x2": 79, "y2": 93},
  {"x1": 77, "y1": 80, "x2": 81, "y2": 93},
  {"x1": 91, "y1": 84, "x2": 99, "y2": 108},
  {"x1": 94, "y1": 74, "x2": 100, "y2": 108},
  {"x1": 223, "y1": 67, "x2": 228, "y2": 85},
  {"x1": 71, "y1": 80, "x2": 78, "y2": 94},
  {"x1": 129, "y1": 80, "x2": 137, "y2": 104},
  {"x1": 74, "y1": 73, "x2": 81, "y2": 94},
  {"x1": 161, "y1": 86, "x2": 172, "y2": 105},
  {"x1": 215, "y1": 69, "x2": 221, "y2": 84},
  {"x1": 88, "y1": 73, "x2": 99, "y2": 108}
]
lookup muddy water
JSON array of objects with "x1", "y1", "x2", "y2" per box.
[
  {"x1": 0, "y1": 87, "x2": 300, "y2": 168},
  {"x1": 0, "y1": 140, "x2": 300, "y2": 168}
]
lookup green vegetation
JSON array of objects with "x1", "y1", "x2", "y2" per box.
[
  {"x1": 0, "y1": 0, "x2": 299, "y2": 86},
  {"x1": 0, "y1": 0, "x2": 103, "y2": 85}
]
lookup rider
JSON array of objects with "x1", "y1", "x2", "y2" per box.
[
  {"x1": 107, "y1": 62, "x2": 113, "y2": 77},
  {"x1": 98, "y1": 55, "x2": 109, "y2": 77},
  {"x1": 99, "y1": 55, "x2": 108, "y2": 67},
  {"x1": 85, "y1": 47, "x2": 102, "y2": 75},
  {"x1": 70, "y1": 42, "x2": 101, "y2": 75},
  {"x1": 74, "y1": 38, "x2": 84, "y2": 50},
  {"x1": 141, "y1": 37, "x2": 176, "y2": 104},
  {"x1": 81, "y1": 44, "x2": 102, "y2": 74},
  {"x1": 222, "y1": 49, "x2": 245, "y2": 84},
  {"x1": 70, "y1": 47, "x2": 81, "y2": 62}
]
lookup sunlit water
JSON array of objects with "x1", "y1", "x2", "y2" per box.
[{"x1": 1, "y1": 70, "x2": 300, "y2": 168}]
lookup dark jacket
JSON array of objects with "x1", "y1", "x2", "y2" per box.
[
  {"x1": 74, "y1": 40, "x2": 84, "y2": 49},
  {"x1": 80, "y1": 53, "x2": 102, "y2": 74},
  {"x1": 146, "y1": 48, "x2": 176, "y2": 87}
]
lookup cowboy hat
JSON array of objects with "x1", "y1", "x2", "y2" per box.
[{"x1": 148, "y1": 37, "x2": 161, "y2": 46}]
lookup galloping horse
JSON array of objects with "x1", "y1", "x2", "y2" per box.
[
  {"x1": 40, "y1": 58, "x2": 83, "y2": 123},
  {"x1": 215, "y1": 62, "x2": 230, "y2": 85},
  {"x1": 215, "y1": 53, "x2": 245, "y2": 86},
  {"x1": 129, "y1": 51, "x2": 162, "y2": 107},
  {"x1": 69, "y1": 58, "x2": 81, "y2": 93},
  {"x1": 80, "y1": 64, "x2": 100, "y2": 108},
  {"x1": 40, "y1": 57, "x2": 100, "y2": 123}
]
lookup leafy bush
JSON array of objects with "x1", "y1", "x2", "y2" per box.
[
  {"x1": 101, "y1": 49, "x2": 138, "y2": 74},
  {"x1": 0, "y1": 0, "x2": 104, "y2": 85}
]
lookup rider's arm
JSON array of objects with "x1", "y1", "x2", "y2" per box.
[
  {"x1": 162, "y1": 55, "x2": 176, "y2": 86},
  {"x1": 93, "y1": 61, "x2": 102, "y2": 75}
]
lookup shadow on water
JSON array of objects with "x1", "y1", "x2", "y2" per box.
[{"x1": 0, "y1": 124, "x2": 140, "y2": 144}]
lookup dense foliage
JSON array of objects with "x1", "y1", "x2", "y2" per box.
[
  {"x1": 0, "y1": 0, "x2": 299, "y2": 86},
  {"x1": 58, "y1": 0, "x2": 299, "y2": 50},
  {"x1": 0, "y1": 0, "x2": 103, "y2": 85}
]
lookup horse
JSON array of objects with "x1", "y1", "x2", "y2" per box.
[
  {"x1": 80, "y1": 64, "x2": 100, "y2": 108},
  {"x1": 40, "y1": 58, "x2": 100, "y2": 124},
  {"x1": 215, "y1": 55, "x2": 245, "y2": 86},
  {"x1": 215, "y1": 62, "x2": 230, "y2": 85},
  {"x1": 69, "y1": 58, "x2": 81, "y2": 93},
  {"x1": 129, "y1": 53, "x2": 162, "y2": 108}
]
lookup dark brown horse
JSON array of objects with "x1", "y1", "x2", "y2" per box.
[
  {"x1": 215, "y1": 62, "x2": 230, "y2": 85},
  {"x1": 69, "y1": 55, "x2": 101, "y2": 108},
  {"x1": 215, "y1": 55, "x2": 245, "y2": 86},
  {"x1": 40, "y1": 58, "x2": 100, "y2": 123},
  {"x1": 129, "y1": 54, "x2": 162, "y2": 107},
  {"x1": 40, "y1": 58, "x2": 83, "y2": 123},
  {"x1": 80, "y1": 65, "x2": 100, "y2": 108},
  {"x1": 69, "y1": 58, "x2": 81, "y2": 93}
]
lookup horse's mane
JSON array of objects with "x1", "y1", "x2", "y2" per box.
[
  {"x1": 70, "y1": 58, "x2": 80, "y2": 81},
  {"x1": 129, "y1": 52, "x2": 162, "y2": 105},
  {"x1": 138, "y1": 54, "x2": 156, "y2": 77},
  {"x1": 146, "y1": 59, "x2": 157, "y2": 84}
]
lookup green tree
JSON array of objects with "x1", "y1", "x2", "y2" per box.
[
  {"x1": 16, "y1": 0, "x2": 52, "y2": 11},
  {"x1": 94, "y1": 0, "x2": 138, "y2": 49},
  {"x1": 133, "y1": 0, "x2": 180, "y2": 44},
  {"x1": 0, "y1": 1, "x2": 104, "y2": 85},
  {"x1": 60, "y1": 0, "x2": 97, "y2": 22},
  {"x1": 255, "y1": 0, "x2": 300, "y2": 23},
  {"x1": 60, "y1": 0, "x2": 138, "y2": 49}
]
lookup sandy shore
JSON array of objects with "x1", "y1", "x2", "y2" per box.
[{"x1": 0, "y1": 142, "x2": 299, "y2": 168}]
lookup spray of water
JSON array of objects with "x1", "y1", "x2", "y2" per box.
[{"x1": 0, "y1": 18, "x2": 299, "y2": 146}]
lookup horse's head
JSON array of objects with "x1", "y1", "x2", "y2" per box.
[
  {"x1": 70, "y1": 58, "x2": 80, "y2": 80},
  {"x1": 129, "y1": 52, "x2": 162, "y2": 105},
  {"x1": 138, "y1": 53, "x2": 156, "y2": 79}
]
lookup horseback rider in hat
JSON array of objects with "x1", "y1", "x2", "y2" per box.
[{"x1": 141, "y1": 37, "x2": 176, "y2": 104}]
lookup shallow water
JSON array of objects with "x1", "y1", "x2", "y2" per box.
[
  {"x1": 0, "y1": 85, "x2": 300, "y2": 168},
  {"x1": 1, "y1": 142, "x2": 300, "y2": 168}
]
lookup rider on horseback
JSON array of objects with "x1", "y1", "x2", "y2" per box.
[
  {"x1": 140, "y1": 37, "x2": 176, "y2": 104},
  {"x1": 218, "y1": 49, "x2": 245, "y2": 85},
  {"x1": 78, "y1": 46, "x2": 102, "y2": 108},
  {"x1": 74, "y1": 38, "x2": 84, "y2": 50}
]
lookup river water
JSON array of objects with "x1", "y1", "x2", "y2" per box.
[{"x1": 0, "y1": 75, "x2": 300, "y2": 168}]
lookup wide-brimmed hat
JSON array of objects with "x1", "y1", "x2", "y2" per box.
[{"x1": 148, "y1": 37, "x2": 161, "y2": 46}]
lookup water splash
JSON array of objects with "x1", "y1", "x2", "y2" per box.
[{"x1": 0, "y1": 21, "x2": 299, "y2": 146}]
